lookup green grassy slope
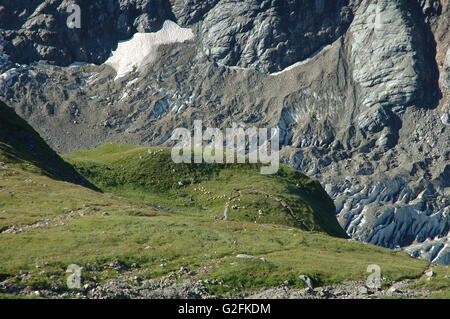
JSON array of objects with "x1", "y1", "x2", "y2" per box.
[
  {"x1": 0, "y1": 108, "x2": 447, "y2": 298},
  {"x1": 0, "y1": 100, "x2": 89, "y2": 186},
  {"x1": 65, "y1": 143, "x2": 347, "y2": 238},
  {"x1": 0, "y1": 162, "x2": 436, "y2": 296}
]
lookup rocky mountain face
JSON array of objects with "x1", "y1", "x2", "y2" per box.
[
  {"x1": 0, "y1": 0, "x2": 173, "y2": 65},
  {"x1": 0, "y1": 0, "x2": 448, "y2": 264}
]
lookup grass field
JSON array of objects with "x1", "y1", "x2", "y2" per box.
[
  {"x1": 0, "y1": 102, "x2": 448, "y2": 298},
  {"x1": 1, "y1": 141, "x2": 447, "y2": 298}
]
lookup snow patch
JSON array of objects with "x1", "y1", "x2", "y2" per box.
[
  {"x1": 85, "y1": 73, "x2": 99, "y2": 85},
  {"x1": 0, "y1": 68, "x2": 19, "y2": 90},
  {"x1": 105, "y1": 20, "x2": 194, "y2": 80},
  {"x1": 126, "y1": 78, "x2": 140, "y2": 87},
  {"x1": 68, "y1": 61, "x2": 91, "y2": 68},
  {"x1": 119, "y1": 91, "x2": 129, "y2": 101},
  {"x1": 270, "y1": 45, "x2": 332, "y2": 76}
]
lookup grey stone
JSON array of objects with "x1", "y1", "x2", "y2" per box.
[
  {"x1": 358, "y1": 286, "x2": 368, "y2": 294},
  {"x1": 441, "y1": 112, "x2": 450, "y2": 126},
  {"x1": 357, "y1": 104, "x2": 393, "y2": 134},
  {"x1": 236, "y1": 254, "x2": 256, "y2": 259},
  {"x1": 299, "y1": 275, "x2": 313, "y2": 289}
]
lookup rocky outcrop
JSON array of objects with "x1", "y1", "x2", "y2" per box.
[
  {"x1": 1, "y1": 270, "x2": 438, "y2": 299},
  {"x1": 0, "y1": 0, "x2": 173, "y2": 65},
  {"x1": 331, "y1": 177, "x2": 449, "y2": 264},
  {"x1": 197, "y1": 0, "x2": 354, "y2": 73},
  {"x1": 1, "y1": 0, "x2": 355, "y2": 73},
  {"x1": 0, "y1": 0, "x2": 448, "y2": 264},
  {"x1": 350, "y1": 1, "x2": 420, "y2": 112}
]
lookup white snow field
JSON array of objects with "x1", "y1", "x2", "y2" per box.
[{"x1": 105, "y1": 20, "x2": 194, "y2": 80}]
